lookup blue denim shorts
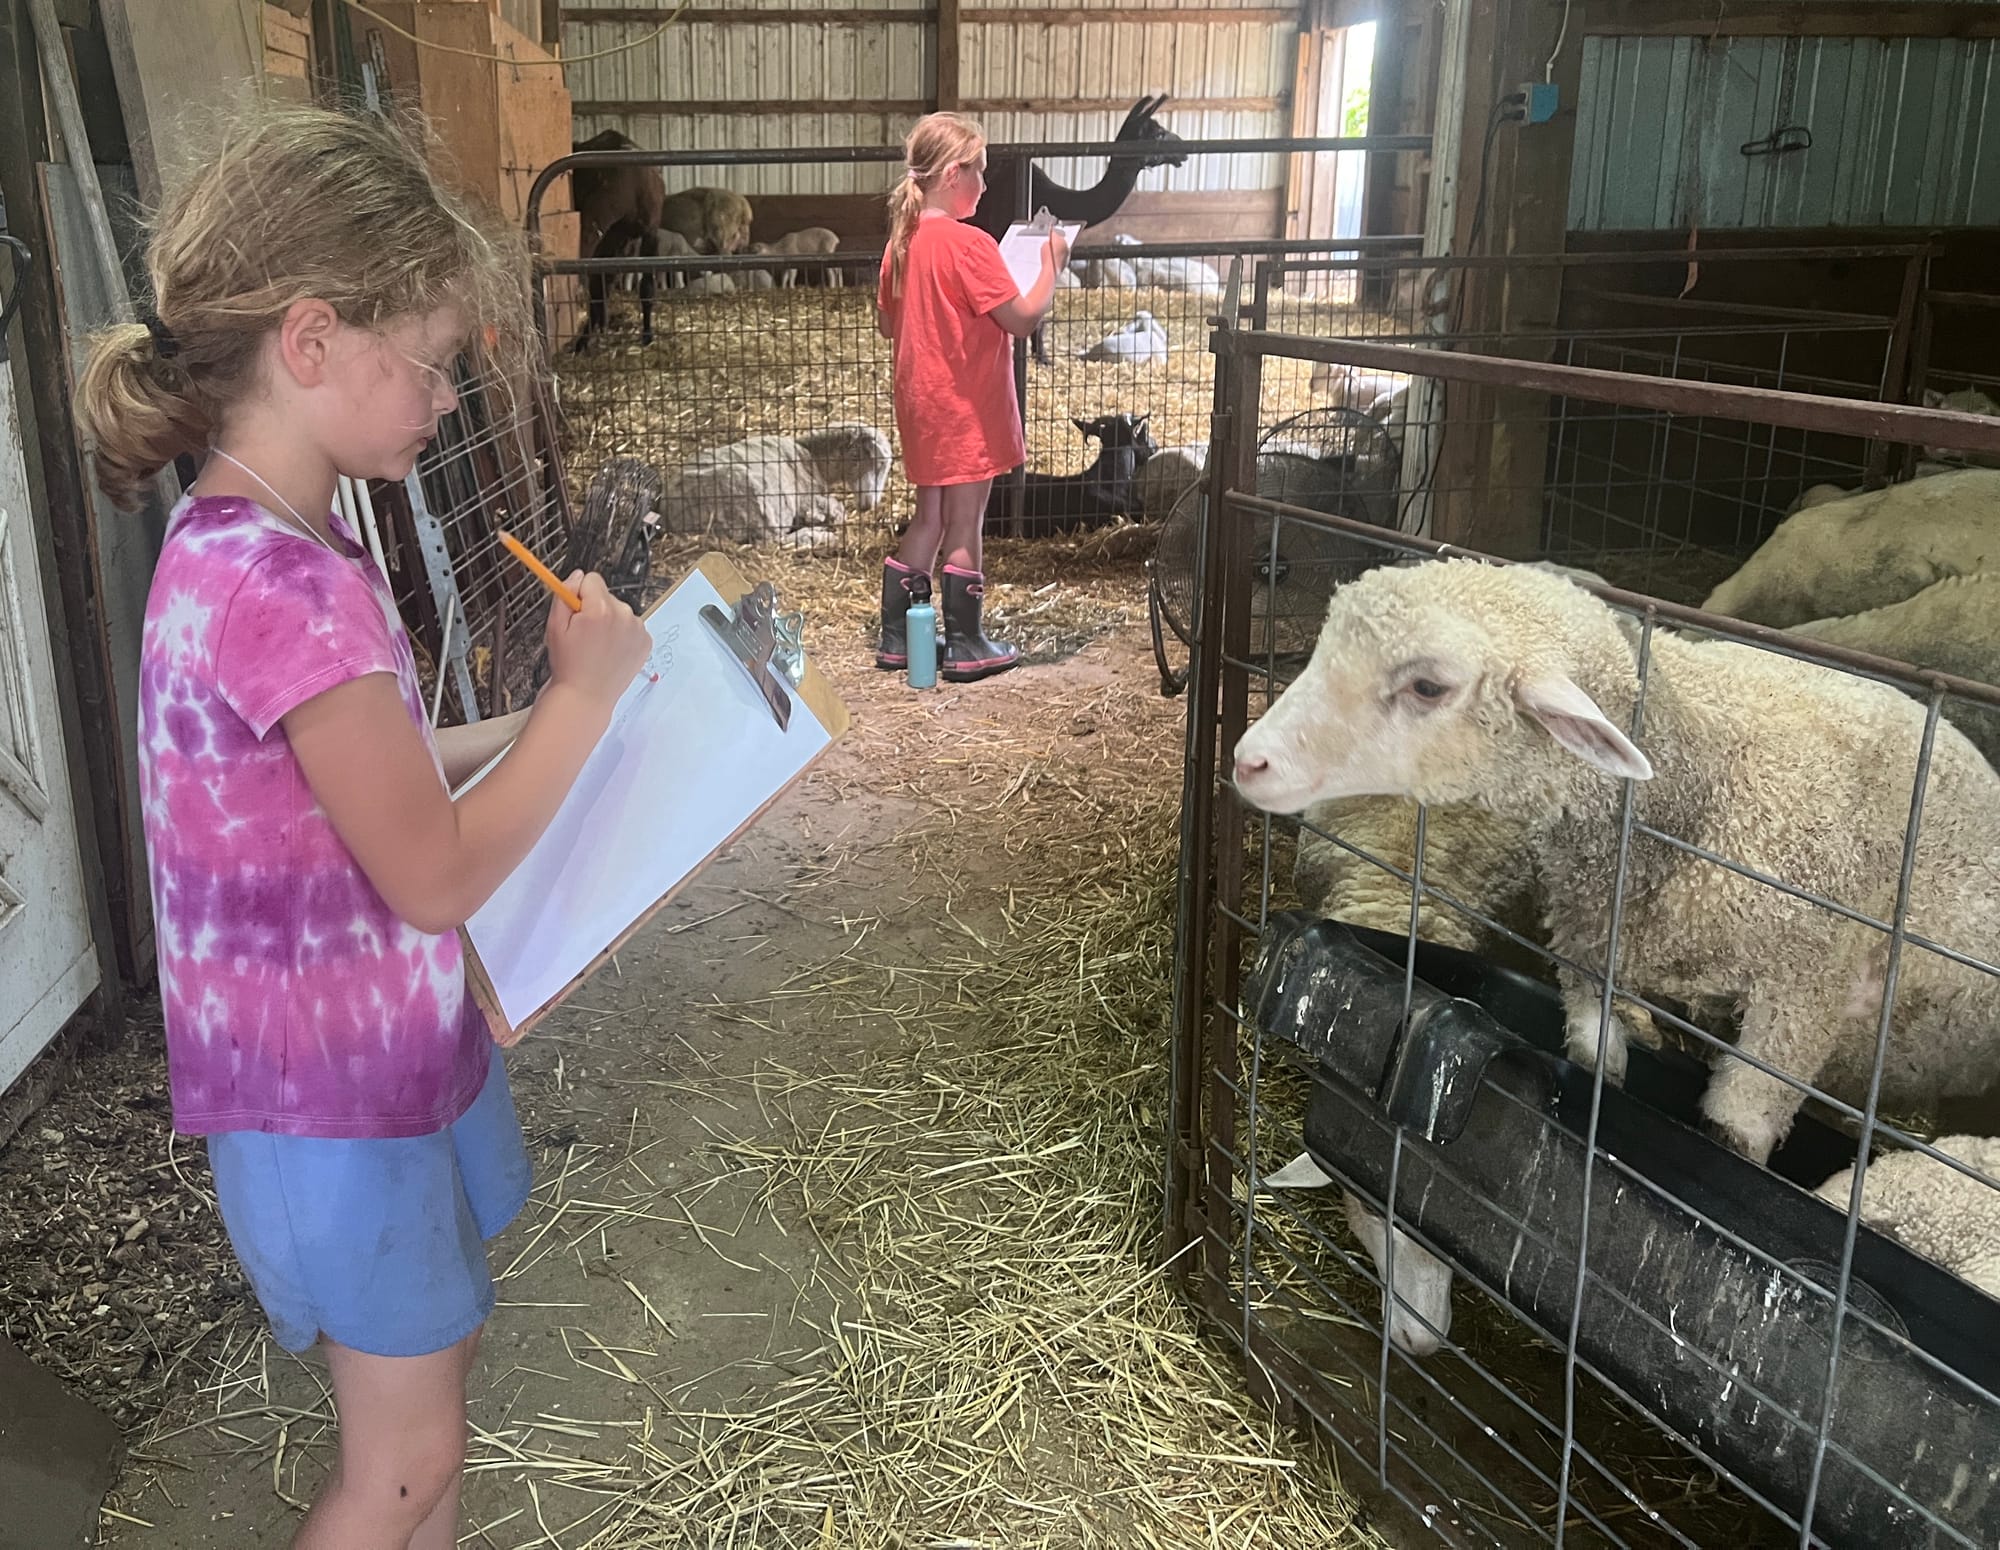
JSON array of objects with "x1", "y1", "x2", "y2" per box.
[{"x1": 206, "y1": 1046, "x2": 533, "y2": 1358}]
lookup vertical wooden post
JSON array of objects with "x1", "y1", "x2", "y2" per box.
[
  {"x1": 1283, "y1": 0, "x2": 1322, "y2": 241},
  {"x1": 1431, "y1": 0, "x2": 1587, "y2": 557},
  {"x1": 936, "y1": 0, "x2": 959, "y2": 111}
]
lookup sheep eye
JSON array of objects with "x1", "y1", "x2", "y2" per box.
[{"x1": 1407, "y1": 677, "x2": 1450, "y2": 704}]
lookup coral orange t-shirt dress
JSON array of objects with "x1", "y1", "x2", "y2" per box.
[{"x1": 878, "y1": 215, "x2": 1026, "y2": 488}]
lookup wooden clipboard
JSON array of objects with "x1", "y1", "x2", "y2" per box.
[{"x1": 458, "y1": 552, "x2": 850, "y2": 1043}]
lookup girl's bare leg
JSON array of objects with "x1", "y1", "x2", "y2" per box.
[
  {"x1": 939, "y1": 480, "x2": 993, "y2": 574},
  {"x1": 293, "y1": 1326, "x2": 480, "y2": 1550},
  {"x1": 896, "y1": 484, "x2": 946, "y2": 574},
  {"x1": 407, "y1": 1329, "x2": 484, "y2": 1550}
]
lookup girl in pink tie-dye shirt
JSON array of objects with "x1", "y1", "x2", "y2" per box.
[{"x1": 76, "y1": 105, "x2": 650, "y2": 1549}]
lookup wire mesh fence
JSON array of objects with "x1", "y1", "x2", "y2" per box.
[
  {"x1": 529, "y1": 136, "x2": 1436, "y2": 552},
  {"x1": 367, "y1": 359, "x2": 570, "y2": 722},
  {"x1": 1167, "y1": 323, "x2": 2000, "y2": 1547}
]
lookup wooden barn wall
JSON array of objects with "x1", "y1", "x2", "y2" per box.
[{"x1": 559, "y1": 0, "x2": 1301, "y2": 245}]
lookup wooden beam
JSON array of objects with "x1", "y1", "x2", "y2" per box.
[
  {"x1": 936, "y1": 0, "x2": 958, "y2": 109},
  {"x1": 971, "y1": 94, "x2": 1285, "y2": 113},
  {"x1": 572, "y1": 98, "x2": 931, "y2": 117},
  {"x1": 572, "y1": 95, "x2": 1287, "y2": 118},
  {"x1": 1582, "y1": 0, "x2": 2000, "y2": 38},
  {"x1": 564, "y1": 4, "x2": 1299, "y2": 21},
  {"x1": 961, "y1": 7, "x2": 1298, "y2": 20},
  {"x1": 564, "y1": 6, "x2": 930, "y2": 21}
]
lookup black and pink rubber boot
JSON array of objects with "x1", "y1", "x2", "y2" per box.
[
  {"x1": 875, "y1": 556, "x2": 924, "y2": 671},
  {"x1": 940, "y1": 565, "x2": 1020, "y2": 683}
]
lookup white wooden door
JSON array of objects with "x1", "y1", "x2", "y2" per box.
[{"x1": 0, "y1": 322, "x2": 98, "y2": 1093}]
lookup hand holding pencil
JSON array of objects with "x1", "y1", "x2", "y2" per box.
[{"x1": 501, "y1": 530, "x2": 652, "y2": 710}]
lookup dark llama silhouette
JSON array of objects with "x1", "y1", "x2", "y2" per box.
[{"x1": 968, "y1": 95, "x2": 1188, "y2": 368}]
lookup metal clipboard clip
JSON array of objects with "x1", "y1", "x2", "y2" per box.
[{"x1": 700, "y1": 581, "x2": 802, "y2": 732}]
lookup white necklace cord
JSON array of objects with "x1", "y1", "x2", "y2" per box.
[{"x1": 208, "y1": 448, "x2": 340, "y2": 556}]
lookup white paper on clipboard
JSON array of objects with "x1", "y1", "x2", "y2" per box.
[
  {"x1": 997, "y1": 218, "x2": 1081, "y2": 297},
  {"x1": 456, "y1": 562, "x2": 840, "y2": 1032}
]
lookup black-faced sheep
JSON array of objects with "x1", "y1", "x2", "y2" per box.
[
  {"x1": 658, "y1": 423, "x2": 890, "y2": 549},
  {"x1": 985, "y1": 413, "x2": 1156, "y2": 537},
  {"x1": 1233, "y1": 558, "x2": 2000, "y2": 1167}
]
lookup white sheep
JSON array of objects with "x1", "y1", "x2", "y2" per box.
[
  {"x1": 1701, "y1": 467, "x2": 2000, "y2": 627},
  {"x1": 1080, "y1": 311, "x2": 1168, "y2": 365},
  {"x1": 1814, "y1": 1135, "x2": 2000, "y2": 1299},
  {"x1": 683, "y1": 271, "x2": 738, "y2": 296},
  {"x1": 1134, "y1": 443, "x2": 1206, "y2": 520},
  {"x1": 1135, "y1": 435, "x2": 1387, "y2": 524},
  {"x1": 659, "y1": 185, "x2": 753, "y2": 256},
  {"x1": 1262, "y1": 1145, "x2": 1457, "y2": 1359},
  {"x1": 734, "y1": 256, "x2": 776, "y2": 292},
  {"x1": 758, "y1": 226, "x2": 842, "y2": 288},
  {"x1": 1309, "y1": 363, "x2": 1411, "y2": 412},
  {"x1": 628, "y1": 226, "x2": 695, "y2": 294},
  {"x1": 658, "y1": 423, "x2": 890, "y2": 549},
  {"x1": 1109, "y1": 233, "x2": 1225, "y2": 295},
  {"x1": 1272, "y1": 569, "x2": 1573, "y2": 1361},
  {"x1": 1787, "y1": 571, "x2": 2000, "y2": 769},
  {"x1": 1233, "y1": 558, "x2": 2000, "y2": 1165},
  {"x1": 1074, "y1": 255, "x2": 1140, "y2": 290}
]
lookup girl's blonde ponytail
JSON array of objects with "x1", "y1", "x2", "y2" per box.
[
  {"x1": 885, "y1": 174, "x2": 926, "y2": 299},
  {"x1": 885, "y1": 112, "x2": 987, "y2": 298},
  {"x1": 76, "y1": 320, "x2": 210, "y2": 510}
]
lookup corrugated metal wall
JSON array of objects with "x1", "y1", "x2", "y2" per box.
[
  {"x1": 1570, "y1": 34, "x2": 2000, "y2": 231},
  {"x1": 965, "y1": 9, "x2": 1292, "y2": 195},
  {"x1": 563, "y1": 1, "x2": 1294, "y2": 199},
  {"x1": 565, "y1": 3, "x2": 932, "y2": 196}
]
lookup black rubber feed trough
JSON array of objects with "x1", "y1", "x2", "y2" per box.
[{"x1": 1246, "y1": 912, "x2": 2000, "y2": 1548}]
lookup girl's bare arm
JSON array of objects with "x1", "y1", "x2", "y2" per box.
[
  {"x1": 988, "y1": 230, "x2": 1069, "y2": 337},
  {"x1": 284, "y1": 574, "x2": 650, "y2": 934},
  {"x1": 434, "y1": 708, "x2": 530, "y2": 789}
]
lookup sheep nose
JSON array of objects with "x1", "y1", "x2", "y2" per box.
[{"x1": 1234, "y1": 753, "x2": 1270, "y2": 784}]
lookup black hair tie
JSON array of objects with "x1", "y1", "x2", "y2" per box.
[{"x1": 141, "y1": 313, "x2": 180, "y2": 359}]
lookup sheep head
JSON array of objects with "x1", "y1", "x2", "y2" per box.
[{"x1": 1232, "y1": 559, "x2": 1652, "y2": 817}]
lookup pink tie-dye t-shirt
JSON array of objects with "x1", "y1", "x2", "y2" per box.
[{"x1": 139, "y1": 494, "x2": 489, "y2": 1139}]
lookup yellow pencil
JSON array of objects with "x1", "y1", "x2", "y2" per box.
[{"x1": 499, "y1": 529, "x2": 583, "y2": 613}]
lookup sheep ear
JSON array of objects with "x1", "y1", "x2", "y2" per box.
[{"x1": 1516, "y1": 672, "x2": 1653, "y2": 781}]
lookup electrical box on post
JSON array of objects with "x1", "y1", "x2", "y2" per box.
[{"x1": 1519, "y1": 82, "x2": 1561, "y2": 124}]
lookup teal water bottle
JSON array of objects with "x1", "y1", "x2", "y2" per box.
[{"x1": 906, "y1": 574, "x2": 937, "y2": 689}]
